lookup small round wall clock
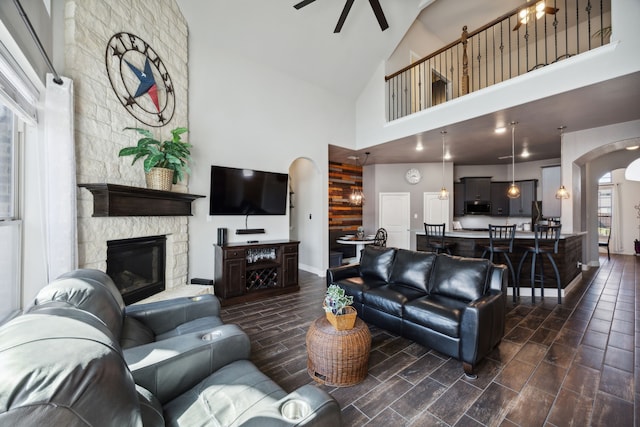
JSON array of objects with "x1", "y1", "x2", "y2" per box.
[
  {"x1": 405, "y1": 168, "x2": 422, "y2": 184},
  {"x1": 105, "y1": 32, "x2": 175, "y2": 127}
]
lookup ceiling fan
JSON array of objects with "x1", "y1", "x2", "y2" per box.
[
  {"x1": 512, "y1": 1, "x2": 559, "y2": 31},
  {"x1": 294, "y1": 0, "x2": 389, "y2": 33}
]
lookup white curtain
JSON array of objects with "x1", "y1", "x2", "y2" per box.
[
  {"x1": 611, "y1": 183, "x2": 623, "y2": 253},
  {"x1": 43, "y1": 74, "x2": 77, "y2": 281}
]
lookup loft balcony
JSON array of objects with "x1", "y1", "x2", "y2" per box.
[{"x1": 385, "y1": 0, "x2": 612, "y2": 122}]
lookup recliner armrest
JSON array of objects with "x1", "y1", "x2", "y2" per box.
[
  {"x1": 125, "y1": 294, "x2": 221, "y2": 335},
  {"x1": 124, "y1": 324, "x2": 250, "y2": 404},
  {"x1": 236, "y1": 384, "x2": 343, "y2": 427},
  {"x1": 326, "y1": 264, "x2": 361, "y2": 286}
]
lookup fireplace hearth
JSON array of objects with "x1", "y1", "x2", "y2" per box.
[{"x1": 107, "y1": 235, "x2": 166, "y2": 304}]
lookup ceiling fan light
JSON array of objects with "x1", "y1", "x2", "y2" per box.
[
  {"x1": 519, "y1": 9, "x2": 528, "y2": 19},
  {"x1": 438, "y1": 187, "x2": 449, "y2": 200},
  {"x1": 507, "y1": 183, "x2": 521, "y2": 199},
  {"x1": 555, "y1": 185, "x2": 570, "y2": 199},
  {"x1": 536, "y1": 2, "x2": 546, "y2": 13}
]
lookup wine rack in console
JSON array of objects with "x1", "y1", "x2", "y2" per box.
[{"x1": 214, "y1": 240, "x2": 300, "y2": 306}]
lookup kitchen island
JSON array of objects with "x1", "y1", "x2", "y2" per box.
[{"x1": 416, "y1": 230, "x2": 585, "y2": 297}]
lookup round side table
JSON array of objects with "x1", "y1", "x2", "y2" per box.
[{"x1": 306, "y1": 316, "x2": 371, "y2": 387}]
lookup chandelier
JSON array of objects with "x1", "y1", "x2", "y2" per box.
[
  {"x1": 349, "y1": 152, "x2": 369, "y2": 206},
  {"x1": 438, "y1": 131, "x2": 449, "y2": 200},
  {"x1": 507, "y1": 122, "x2": 521, "y2": 199}
]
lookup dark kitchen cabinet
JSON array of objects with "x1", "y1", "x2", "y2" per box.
[
  {"x1": 509, "y1": 179, "x2": 537, "y2": 216},
  {"x1": 454, "y1": 182, "x2": 465, "y2": 216},
  {"x1": 461, "y1": 177, "x2": 491, "y2": 201},
  {"x1": 490, "y1": 181, "x2": 510, "y2": 216}
]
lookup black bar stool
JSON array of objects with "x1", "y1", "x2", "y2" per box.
[
  {"x1": 481, "y1": 224, "x2": 517, "y2": 301},
  {"x1": 516, "y1": 223, "x2": 563, "y2": 303},
  {"x1": 423, "y1": 223, "x2": 455, "y2": 254}
]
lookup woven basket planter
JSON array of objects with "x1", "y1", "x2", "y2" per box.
[
  {"x1": 325, "y1": 306, "x2": 357, "y2": 331},
  {"x1": 145, "y1": 167, "x2": 174, "y2": 191}
]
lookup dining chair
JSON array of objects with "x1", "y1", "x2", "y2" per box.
[
  {"x1": 423, "y1": 223, "x2": 454, "y2": 254},
  {"x1": 481, "y1": 224, "x2": 517, "y2": 301},
  {"x1": 373, "y1": 228, "x2": 387, "y2": 247}
]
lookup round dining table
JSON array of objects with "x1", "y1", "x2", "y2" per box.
[{"x1": 336, "y1": 236, "x2": 375, "y2": 262}]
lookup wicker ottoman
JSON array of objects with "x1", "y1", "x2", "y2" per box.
[{"x1": 306, "y1": 316, "x2": 371, "y2": 387}]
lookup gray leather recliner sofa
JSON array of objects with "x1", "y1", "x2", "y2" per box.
[{"x1": 0, "y1": 269, "x2": 342, "y2": 426}]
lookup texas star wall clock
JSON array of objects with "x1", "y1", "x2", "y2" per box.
[{"x1": 105, "y1": 32, "x2": 175, "y2": 127}]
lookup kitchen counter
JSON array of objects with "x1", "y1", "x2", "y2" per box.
[{"x1": 416, "y1": 230, "x2": 585, "y2": 294}]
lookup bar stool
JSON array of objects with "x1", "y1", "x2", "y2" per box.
[
  {"x1": 481, "y1": 224, "x2": 517, "y2": 302},
  {"x1": 516, "y1": 223, "x2": 563, "y2": 304},
  {"x1": 423, "y1": 223, "x2": 455, "y2": 254}
]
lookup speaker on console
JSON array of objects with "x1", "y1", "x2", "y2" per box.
[{"x1": 217, "y1": 228, "x2": 227, "y2": 246}]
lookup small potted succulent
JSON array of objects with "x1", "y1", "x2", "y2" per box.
[{"x1": 323, "y1": 285, "x2": 356, "y2": 330}]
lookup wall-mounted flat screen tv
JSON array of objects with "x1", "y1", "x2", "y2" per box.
[{"x1": 209, "y1": 165, "x2": 288, "y2": 215}]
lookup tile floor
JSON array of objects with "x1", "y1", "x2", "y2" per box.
[{"x1": 220, "y1": 254, "x2": 637, "y2": 426}]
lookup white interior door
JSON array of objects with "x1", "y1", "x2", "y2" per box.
[
  {"x1": 379, "y1": 192, "x2": 410, "y2": 249},
  {"x1": 424, "y1": 192, "x2": 450, "y2": 231}
]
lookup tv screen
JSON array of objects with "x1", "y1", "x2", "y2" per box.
[{"x1": 209, "y1": 165, "x2": 288, "y2": 215}]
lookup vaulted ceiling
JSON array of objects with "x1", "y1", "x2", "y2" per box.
[{"x1": 178, "y1": 0, "x2": 640, "y2": 166}]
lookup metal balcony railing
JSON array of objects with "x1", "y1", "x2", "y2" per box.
[{"x1": 385, "y1": 0, "x2": 611, "y2": 121}]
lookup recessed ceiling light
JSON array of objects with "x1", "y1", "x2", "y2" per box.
[
  {"x1": 495, "y1": 127, "x2": 506, "y2": 134},
  {"x1": 626, "y1": 145, "x2": 639, "y2": 150}
]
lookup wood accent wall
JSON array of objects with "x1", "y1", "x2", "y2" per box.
[{"x1": 329, "y1": 161, "x2": 362, "y2": 232}]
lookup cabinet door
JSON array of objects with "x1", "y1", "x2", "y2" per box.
[
  {"x1": 490, "y1": 182, "x2": 509, "y2": 216},
  {"x1": 463, "y1": 177, "x2": 491, "y2": 201},
  {"x1": 509, "y1": 180, "x2": 537, "y2": 216},
  {"x1": 223, "y1": 258, "x2": 245, "y2": 297},
  {"x1": 454, "y1": 182, "x2": 465, "y2": 216},
  {"x1": 282, "y1": 252, "x2": 298, "y2": 287}
]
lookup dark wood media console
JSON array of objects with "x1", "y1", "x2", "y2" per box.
[{"x1": 214, "y1": 240, "x2": 300, "y2": 306}]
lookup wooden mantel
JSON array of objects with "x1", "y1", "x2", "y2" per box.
[{"x1": 79, "y1": 183, "x2": 205, "y2": 217}]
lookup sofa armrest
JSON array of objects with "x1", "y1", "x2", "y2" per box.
[
  {"x1": 488, "y1": 264, "x2": 508, "y2": 293},
  {"x1": 124, "y1": 324, "x2": 250, "y2": 404},
  {"x1": 459, "y1": 289, "x2": 506, "y2": 367},
  {"x1": 236, "y1": 384, "x2": 343, "y2": 427},
  {"x1": 125, "y1": 294, "x2": 221, "y2": 335},
  {"x1": 326, "y1": 264, "x2": 361, "y2": 286}
]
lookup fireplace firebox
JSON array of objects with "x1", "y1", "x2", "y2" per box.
[{"x1": 107, "y1": 235, "x2": 166, "y2": 304}]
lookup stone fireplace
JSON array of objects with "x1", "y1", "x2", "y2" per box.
[{"x1": 66, "y1": 0, "x2": 191, "y2": 294}]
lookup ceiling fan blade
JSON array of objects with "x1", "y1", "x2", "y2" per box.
[
  {"x1": 368, "y1": 0, "x2": 389, "y2": 31},
  {"x1": 293, "y1": 0, "x2": 316, "y2": 10},
  {"x1": 544, "y1": 6, "x2": 560, "y2": 14},
  {"x1": 334, "y1": 0, "x2": 355, "y2": 33},
  {"x1": 512, "y1": 20, "x2": 522, "y2": 31}
]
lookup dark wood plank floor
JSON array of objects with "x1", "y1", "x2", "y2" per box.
[{"x1": 220, "y1": 254, "x2": 638, "y2": 426}]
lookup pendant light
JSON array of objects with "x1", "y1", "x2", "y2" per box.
[
  {"x1": 438, "y1": 131, "x2": 449, "y2": 200},
  {"x1": 555, "y1": 126, "x2": 570, "y2": 199},
  {"x1": 507, "y1": 122, "x2": 521, "y2": 199},
  {"x1": 349, "y1": 152, "x2": 369, "y2": 206}
]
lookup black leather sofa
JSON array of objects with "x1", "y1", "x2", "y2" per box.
[
  {"x1": 327, "y1": 246, "x2": 507, "y2": 376},
  {"x1": 0, "y1": 269, "x2": 342, "y2": 426}
]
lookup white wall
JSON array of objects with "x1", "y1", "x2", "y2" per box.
[
  {"x1": 185, "y1": 38, "x2": 354, "y2": 281},
  {"x1": 611, "y1": 168, "x2": 640, "y2": 255}
]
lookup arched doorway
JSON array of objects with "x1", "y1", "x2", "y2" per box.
[{"x1": 289, "y1": 157, "x2": 324, "y2": 275}]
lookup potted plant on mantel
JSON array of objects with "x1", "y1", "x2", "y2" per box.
[
  {"x1": 323, "y1": 284, "x2": 357, "y2": 330},
  {"x1": 119, "y1": 126, "x2": 192, "y2": 191}
]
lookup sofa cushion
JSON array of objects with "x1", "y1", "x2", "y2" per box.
[
  {"x1": 430, "y1": 255, "x2": 490, "y2": 302},
  {"x1": 334, "y1": 276, "x2": 387, "y2": 303},
  {"x1": 359, "y1": 246, "x2": 396, "y2": 282},
  {"x1": 404, "y1": 295, "x2": 469, "y2": 338},
  {"x1": 389, "y1": 249, "x2": 436, "y2": 293},
  {"x1": 363, "y1": 284, "x2": 425, "y2": 317}
]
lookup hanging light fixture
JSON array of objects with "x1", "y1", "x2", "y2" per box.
[
  {"x1": 438, "y1": 131, "x2": 449, "y2": 200},
  {"x1": 555, "y1": 126, "x2": 570, "y2": 200},
  {"x1": 507, "y1": 122, "x2": 521, "y2": 199},
  {"x1": 349, "y1": 152, "x2": 369, "y2": 206}
]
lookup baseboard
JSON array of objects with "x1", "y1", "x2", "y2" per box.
[{"x1": 299, "y1": 263, "x2": 325, "y2": 277}]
